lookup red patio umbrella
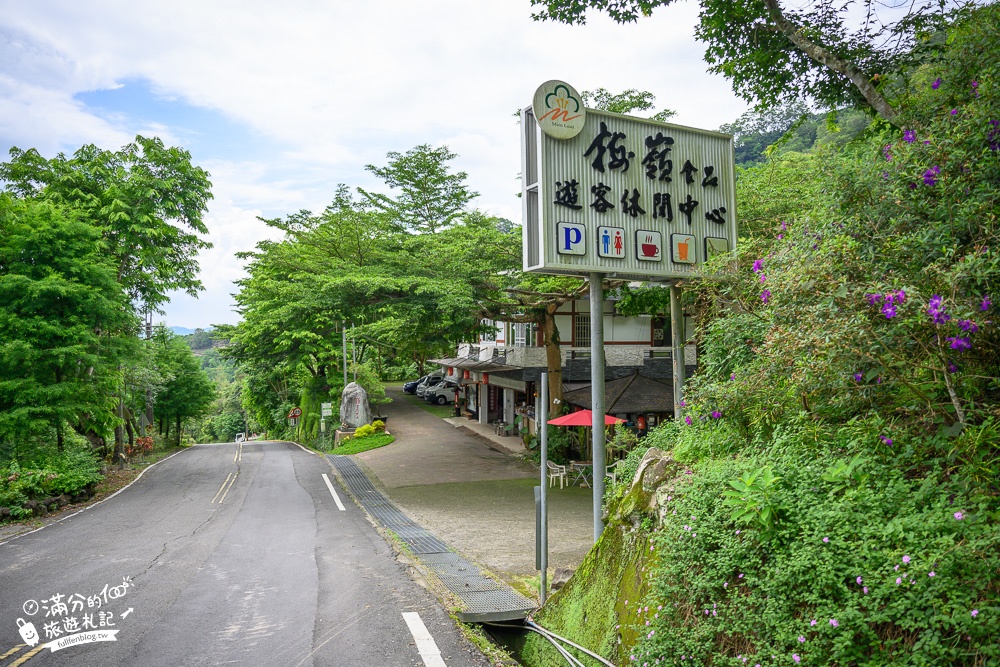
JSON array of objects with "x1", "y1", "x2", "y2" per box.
[{"x1": 548, "y1": 409, "x2": 623, "y2": 427}]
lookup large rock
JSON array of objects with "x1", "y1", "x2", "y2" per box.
[{"x1": 340, "y1": 382, "x2": 372, "y2": 428}]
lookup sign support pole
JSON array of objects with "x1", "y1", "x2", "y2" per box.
[
  {"x1": 670, "y1": 283, "x2": 686, "y2": 420},
  {"x1": 590, "y1": 272, "x2": 606, "y2": 542},
  {"x1": 538, "y1": 372, "x2": 549, "y2": 604}
]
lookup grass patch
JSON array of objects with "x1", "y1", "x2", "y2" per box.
[{"x1": 330, "y1": 433, "x2": 395, "y2": 455}]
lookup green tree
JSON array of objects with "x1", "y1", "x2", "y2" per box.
[
  {"x1": 531, "y1": 0, "x2": 963, "y2": 124},
  {"x1": 0, "y1": 196, "x2": 137, "y2": 454},
  {"x1": 582, "y1": 87, "x2": 676, "y2": 121},
  {"x1": 0, "y1": 135, "x2": 213, "y2": 310},
  {"x1": 151, "y1": 327, "x2": 216, "y2": 446},
  {"x1": 359, "y1": 144, "x2": 478, "y2": 233}
]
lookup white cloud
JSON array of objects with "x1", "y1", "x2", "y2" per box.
[{"x1": 0, "y1": 0, "x2": 748, "y2": 327}]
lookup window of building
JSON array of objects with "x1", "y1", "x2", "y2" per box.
[{"x1": 574, "y1": 314, "x2": 590, "y2": 347}]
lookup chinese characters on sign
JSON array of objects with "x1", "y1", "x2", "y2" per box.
[
  {"x1": 15, "y1": 577, "x2": 132, "y2": 653},
  {"x1": 522, "y1": 80, "x2": 737, "y2": 280}
]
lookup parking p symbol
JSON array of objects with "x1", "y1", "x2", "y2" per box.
[{"x1": 556, "y1": 223, "x2": 586, "y2": 256}]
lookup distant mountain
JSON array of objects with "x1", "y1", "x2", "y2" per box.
[{"x1": 170, "y1": 326, "x2": 213, "y2": 336}]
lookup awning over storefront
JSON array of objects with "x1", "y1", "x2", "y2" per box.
[
  {"x1": 427, "y1": 355, "x2": 521, "y2": 377},
  {"x1": 561, "y1": 372, "x2": 673, "y2": 414}
]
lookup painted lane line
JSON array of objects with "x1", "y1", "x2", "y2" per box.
[
  {"x1": 211, "y1": 473, "x2": 233, "y2": 504},
  {"x1": 218, "y1": 472, "x2": 239, "y2": 504},
  {"x1": 402, "y1": 612, "x2": 447, "y2": 667},
  {"x1": 10, "y1": 644, "x2": 44, "y2": 666},
  {"x1": 321, "y1": 474, "x2": 346, "y2": 511},
  {"x1": 0, "y1": 645, "x2": 25, "y2": 660}
]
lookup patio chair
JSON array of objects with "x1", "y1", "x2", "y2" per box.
[
  {"x1": 605, "y1": 460, "x2": 620, "y2": 485},
  {"x1": 546, "y1": 461, "x2": 568, "y2": 489}
]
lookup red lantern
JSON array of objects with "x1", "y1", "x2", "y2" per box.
[
  {"x1": 482, "y1": 373, "x2": 489, "y2": 385},
  {"x1": 463, "y1": 369, "x2": 470, "y2": 380}
]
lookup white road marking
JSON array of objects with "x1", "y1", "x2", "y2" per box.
[
  {"x1": 402, "y1": 612, "x2": 447, "y2": 667},
  {"x1": 321, "y1": 474, "x2": 346, "y2": 511}
]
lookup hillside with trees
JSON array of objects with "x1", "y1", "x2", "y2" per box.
[{"x1": 519, "y1": 1, "x2": 1000, "y2": 665}]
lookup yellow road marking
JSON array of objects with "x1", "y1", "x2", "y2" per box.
[
  {"x1": 218, "y1": 472, "x2": 238, "y2": 504},
  {"x1": 212, "y1": 473, "x2": 233, "y2": 504},
  {"x1": 9, "y1": 644, "x2": 44, "y2": 666},
  {"x1": 0, "y1": 645, "x2": 25, "y2": 660}
]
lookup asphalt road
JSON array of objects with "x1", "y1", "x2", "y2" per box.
[{"x1": 0, "y1": 441, "x2": 492, "y2": 667}]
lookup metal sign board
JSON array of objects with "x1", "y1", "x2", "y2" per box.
[
  {"x1": 288, "y1": 407, "x2": 302, "y2": 419},
  {"x1": 321, "y1": 402, "x2": 333, "y2": 417},
  {"x1": 522, "y1": 81, "x2": 737, "y2": 280}
]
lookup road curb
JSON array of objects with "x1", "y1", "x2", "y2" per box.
[{"x1": 0, "y1": 448, "x2": 190, "y2": 547}]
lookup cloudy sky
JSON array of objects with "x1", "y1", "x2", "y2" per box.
[{"x1": 0, "y1": 0, "x2": 747, "y2": 328}]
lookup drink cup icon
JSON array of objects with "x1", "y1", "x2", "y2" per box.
[
  {"x1": 17, "y1": 618, "x2": 39, "y2": 646},
  {"x1": 677, "y1": 241, "x2": 689, "y2": 261}
]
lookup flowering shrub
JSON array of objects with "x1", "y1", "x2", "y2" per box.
[
  {"x1": 633, "y1": 6, "x2": 1000, "y2": 664},
  {"x1": 627, "y1": 446, "x2": 1000, "y2": 665}
]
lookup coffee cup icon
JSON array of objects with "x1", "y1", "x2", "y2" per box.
[{"x1": 17, "y1": 618, "x2": 39, "y2": 646}]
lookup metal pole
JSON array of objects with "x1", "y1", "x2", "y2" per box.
[
  {"x1": 342, "y1": 323, "x2": 348, "y2": 387},
  {"x1": 589, "y1": 272, "x2": 606, "y2": 542},
  {"x1": 670, "y1": 283, "x2": 686, "y2": 420},
  {"x1": 539, "y1": 372, "x2": 549, "y2": 604},
  {"x1": 352, "y1": 324, "x2": 357, "y2": 382}
]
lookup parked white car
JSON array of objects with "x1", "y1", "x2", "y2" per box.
[
  {"x1": 414, "y1": 374, "x2": 444, "y2": 397},
  {"x1": 423, "y1": 380, "x2": 459, "y2": 405}
]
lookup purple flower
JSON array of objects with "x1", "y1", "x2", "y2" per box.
[
  {"x1": 972, "y1": 81, "x2": 979, "y2": 89},
  {"x1": 951, "y1": 109, "x2": 959, "y2": 115},
  {"x1": 793, "y1": 654, "x2": 801, "y2": 664},
  {"x1": 777, "y1": 233, "x2": 784, "y2": 240},
  {"x1": 865, "y1": 293, "x2": 883, "y2": 305},
  {"x1": 982, "y1": 296, "x2": 992, "y2": 311},
  {"x1": 853, "y1": 372, "x2": 863, "y2": 382},
  {"x1": 856, "y1": 576, "x2": 863, "y2": 585},
  {"x1": 711, "y1": 411, "x2": 722, "y2": 419},
  {"x1": 822, "y1": 537, "x2": 829, "y2": 543},
  {"x1": 924, "y1": 165, "x2": 941, "y2": 186},
  {"x1": 678, "y1": 400, "x2": 686, "y2": 407},
  {"x1": 752, "y1": 259, "x2": 764, "y2": 273},
  {"x1": 947, "y1": 336, "x2": 972, "y2": 351},
  {"x1": 723, "y1": 581, "x2": 729, "y2": 588},
  {"x1": 929, "y1": 571, "x2": 936, "y2": 577},
  {"x1": 830, "y1": 619, "x2": 839, "y2": 627},
  {"x1": 932, "y1": 77, "x2": 942, "y2": 89},
  {"x1": 759, "y1": 273, "x2": 767, "y2": 283},
  {"x1": 684, "y1": 416, "x2": 692, "y2": 426},
  {"x1": 958, "y1": 320, "x2": 979, "y2": 333},
  {"x1": 928, "y1": 295, "x2": 951, "y2": 324},
  {"x1": 883, "y1": 144, "x2": 893, "y2": 161},
  {"x1": 972, "y1": 609, "x2": 979, "y2": 617},
  {"x1": 955, "y1": 512, "x2": 964, "y2": 520},
  {"x1": 903, "y1": 130, "x2": 916, "y2": 143},
  {"x1": 798, "y1": 635, "x2": 806, "y2": 643},
  {"x1": 781, "y1": 221, "x2": 788, "y2": 231},
  {"x1": 863, "y1": 586, "x2": 869, "y2": 594},
  {"x1": 903, "y1": 555, "x2": 911, "y2": 564},
  {"x1": 896, "y1": 577, "x2": 902, "y2": 585},
  {"x1": 895, "y1": 565, "x2": 900, "y2": 571},
  {"x1": 880, "y1": 435, "x2": 893, "y2": 446},
  {"x1": 947, "y1": 361, "x2": 959, "y2": 373},
  {"x1": 730, "y1": 373, "x2": 736, "y2": 381},
  {"x1": 761, "y1": 289, "x2": 771, "y2": 304},
  {"x1": 882, "y1": 303, "x2": 897, "y2": 319}
]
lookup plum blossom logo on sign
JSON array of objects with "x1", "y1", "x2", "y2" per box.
[
  {"x1": 15, "y1": 577, "x2": 133, "y2": 654},
  {"x1": 533, "y1": 80, "x2": 587, "y2": 140}
]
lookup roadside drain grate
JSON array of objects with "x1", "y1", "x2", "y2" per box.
[
  {"x1": 326, "y1": 455, "x2": 536, "y2": 621},
  {"x1": 327, "y1": 455, "x2": 450, "y2": 554}
]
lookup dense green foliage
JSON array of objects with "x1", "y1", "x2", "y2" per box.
[
  {"x1": 0, "y1": 136, "x2": 214, "y2": 514},
  {"x1": 608, "y1": 7, "x2": 1000, "y2": 665},
  {"x1": 223, "y1": 147, "x2": 520, "y2": 443}
]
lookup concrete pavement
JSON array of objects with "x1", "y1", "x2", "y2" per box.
[{"x1": 351, "y1": 386, "x2": 594, "y2": 584}]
